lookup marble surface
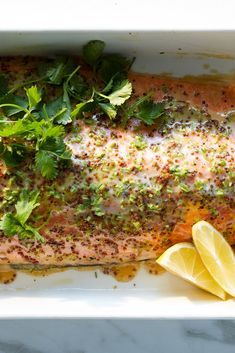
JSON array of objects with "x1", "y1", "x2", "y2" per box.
[{"x1": 0, "y1": 320, "x2": 235, "y2": 353}]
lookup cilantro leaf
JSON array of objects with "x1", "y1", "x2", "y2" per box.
[
  {"x1": 0, "y1": 143, "x2": 27, "y2": 167},
  {"x1": 0, "y1": 74, "x2": 9, "y2": 97},
  {"x1": 15, "y1": 189, "x2": 40, "y2": 225},
  {"x1": 83, "y1": 40, "x2": 105, "y2": 66},
  {"x1": 0, "y1": 190, "x2": 44, "y2": 242},
  {"x1": 25, "y1": 86, "x2": 42, "y2": 110},
  {"x1": 0, "y1": 120, "x2": 29, "y2": 137},
  {"x1": 71, "y1": 99, "x2": 94, "y2": 119},
  {"x1": 40, "y1": 124, "x2": 65, "y2": 140},
  {"x1": 0, "y1": 86, "x2": 42, "y2": 119},
  {"x1": 98, "y1": 54, "x2": 134, "y2": 83},
  {"x1": 46, "y1": 86, "x2": 72, "y2": 125},
  {"x1": 39, "y1": 57, "x2": 75, "y2": 85},
  {"x1": 125, "y1": 94, "x2": 165, "y2": 125},
  {"x1": 0, "y1": 213, "x2": 25, "y2": 236},
  {"x1": 0, "y1": 115, "x2": 69, "y2": 178},
  {"x1": 98, "y1": 102, "x2": 117, "y2": 119},
  {"x1": 35, "y1": 135, "x2": 71, "y2": 179},
  {"x1": 0, "y1": 94, "x2": 28, "y2": 116},
  {"x1": 0, "y1": 213, "x2": 44, "y2": 242},
  {"x1": 1, "y1": 103, "x2": 70, "y2": 177},
  {"x1": 35, "y1": 150, "x2": 58, "y2": 179},
  {"x1": 39, "y1": 136, "x2": 70, "y2": 157},
  {"x1": 55, "y1": 88, "x2": 71, "y2": 125},
  {"x1": 25, "y1": 226, "x2": 44, "y2": 242},
  {"x1": 66, "y1": 73, "x2": 89, "y2": 100},
  {"x1": 0, "y1": 142, "x2": 4, "y2": 155},
  {"x1": 104, "y1": 80, "x2": 132, "y2": 106},
  {"x1": 135, "y1": 100, "x2": 165, "y2": 125},
  {"x1": 70, "y1": 78, "x2": 132, "y2": 120},
  {"x1": 0, "y1": 42, "x2": 139, "y2": 181}
]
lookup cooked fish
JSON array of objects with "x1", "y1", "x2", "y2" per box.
[{"x1": 0, "y1": 57, "x2": 234, "y2": 266}]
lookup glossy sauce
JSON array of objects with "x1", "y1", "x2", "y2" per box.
[
  {"x1": 0, "y1": 266, "x2": 17, "y2": 284},
  {"x1": 144, "y1": 260, "x2": 166, "y2": 275},
  {"x1": 0, "y1": 259, "x2": 167, "y2": 284},
  {"x1": 102, "y1": 263, "x2": 141, "y2": 282}
]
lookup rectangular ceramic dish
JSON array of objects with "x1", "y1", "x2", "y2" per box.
[{"x1": 0, "y1": 29, "x2": 235, "y2": 318}]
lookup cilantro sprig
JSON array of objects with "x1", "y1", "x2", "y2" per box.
[
  {"x1": 0, "y1": 40, "x2": 168, "y2": 244},
  {"x1": 0, "y1": 190, "x2": 44, "y2": 242},
  {"x1": 124, "y1": 93, "x2": 165, "y2": 125},
  {"x1": 71, "y1": 78, "x2": 133, "y2": 120},
  {"x1": 0, "y1": 85, "x2": 71, "y2": 179},
  {"x1": 0, "y1": 40, "x2": 166, "y2": 180}
]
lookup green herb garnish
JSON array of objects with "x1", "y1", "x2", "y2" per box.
[
  {"x1": 124, "y1": 92, "x2": 165, "y2": 126},
  {"x1": 131, "y1": 135, "x2": 148, "y2": 150},
  {"x1": 0, "y1": 40, "x2": 168, "y2": 244},
  {"x1": 170, "y1": 165, "x2": 189, "y2": 178},
  {"x1": 83, "y1": 40, "x2": 105, "y2": 67},
  {"x1": 179, "y1": 183, "x2": 190, "y2": 193},
  {"x1": 0, "y1": 190, "x2": 44, "y2": 242}
]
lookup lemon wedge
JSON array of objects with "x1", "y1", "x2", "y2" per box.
[
  {"x1": 156, "y1": 242, "x2": 226, "y2": 299},
  {"x1": 192, "y1": 220, "x2": 235, "y2": 297}
]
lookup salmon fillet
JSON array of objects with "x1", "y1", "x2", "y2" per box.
[{"x1": 0, "y1": 57, "x2": 234, "y2": 266}]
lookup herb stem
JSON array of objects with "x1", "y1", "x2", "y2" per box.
[{"x1": 7, "y1": 77, "x2": 45, "y2": 95}]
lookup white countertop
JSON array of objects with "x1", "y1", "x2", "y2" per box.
[{"x1": 2, "y1": 0, "x2": 235, "y2": 31}]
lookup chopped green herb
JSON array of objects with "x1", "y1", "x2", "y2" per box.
[
  {"x1": 179, "y1": 183, "x2": 190, "y2": 193},
  {"x1": 154, "y1": 184, "x2": 163, "y2": 196},
  {"x1": 147, "y1": 203, "x2": 161, "y2": 212},
  {"x1": 170, "y1": 165, "x2": 189, "y2": 178},
  {"x1": 215, "y1": 188, "x2": 225, "y2": 196},
  {"x1": 131, "y1": 136, "x2": 148, "y2": 150},
  {"x1": 194, "y1": 180, "x2": 206, "y2": 191},
  {"x1": 167, "y1": 187, "x2": 174, "y2": 194},
  {"x1": 219, "y1": 159, "x2": 226, "y2": 167},
  {"x1": 211, "y1": 208, "x2": 218, "y2": 217}
]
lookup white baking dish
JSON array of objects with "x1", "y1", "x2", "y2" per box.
[{"x1": 0, "y1": 30, "x2": 235, "y2": 318}]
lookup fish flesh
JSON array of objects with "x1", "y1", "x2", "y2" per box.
[{"x1": 0, "y1": 57, "x2": 234, "y2": 266}]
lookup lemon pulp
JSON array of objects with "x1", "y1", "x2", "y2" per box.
[
  {"x1": 192, "y1": 220, "x2": 235, "y2": 297},
  {"x1": 156, "y1": 242, "x2": 226, "y2": 299}
]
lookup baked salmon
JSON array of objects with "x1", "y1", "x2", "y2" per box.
[{"x1": 0, "y1": 54, "x2": 234, "y2": 266}]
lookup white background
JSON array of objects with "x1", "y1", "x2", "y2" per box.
[{"x1": 0, "y1": 0, "x2": 235, "y2": 31}]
